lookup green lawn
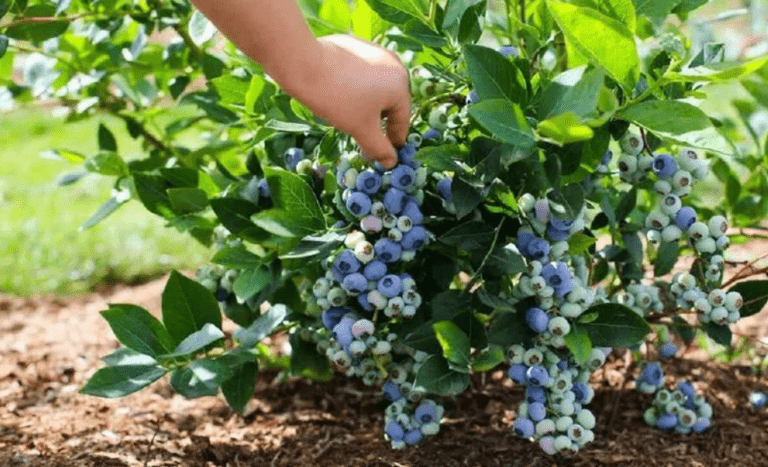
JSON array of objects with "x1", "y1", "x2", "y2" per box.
[{"x1": 0, "y1": 108, "x2": 210, "y2": 297}]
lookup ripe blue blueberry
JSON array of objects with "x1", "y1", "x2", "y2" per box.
[
  {"x1": 363, "y1": 260, "x2": 387, "y2": 281},
  {"x1": 342, "y1": 272, "x2": 368, "y2": 294},
  {"x1": 334, "y1": 250, "x2": 361, "y2": 276},
  {"x1": 571, "y1": 382, "x2": 588, "y2": 403},
  {"x1": 655, "y1": 413, "x2": 678, "y2": 430},
  {"x1": 660, "y1": 342, "x2": 678, "y2": 359},
  {"x1": 257, "y1": 178, "x2": 271, "y2": 198},
  {"x1": 378, "y1": 274, "x2": 403, "y2": 298},
  {"x1": 383, "y1": 187, "x2": 408, "y2": 215},
  {"x1": 321, "y1": 307, "x2": 348, "y2": 330},
  {"x1": 403, "y1": 428, "x2": 424, "y2": 445},
  {"x1": 526, "y1": 365, "x2": 550, "y2": 387},
  {"x1": 437, "y1": 178, "x2": 452, "y2": 203},
  {"x1": 677, "y1": 380, "x2": 695, "y2": 398},
  {"x1": 284, "y1": 147, "x2": 304, "y2": 171},
  {"x1": 374, "y1": 238, "x2": 402, "y2": 263},
  {"x1": 215, "y1": 288, "x2": 229, "y2": 301},
  {"x1": 525, "y1": 307, "x2": 550, "y2": 333},
  {"x1": 526, "y1": 385, "x2": 547, "y2": 404},
  {"x1": 497, "y1": 44, "x2": 519, "y2": 57},
  {"x1": 466, "y1": 90, "x2": 479, "y2": 105},
  {"x1": 391, "y1": 165, "x2": 416, "y2": 190},
  {"x1": 422, "y1": 127, "x2": 441, "y2": 141},
  {"x1": 401, "y1": 226, "x2": 428, "y2": 251},
  {"x1": 357, "y1": 293, "x2": 374, "y2": 312},
  {"x1": 529, "y1": 402, "x2": 547, "y2": 422},
  {"x1": 675, "y1": 207, "x2": 697, "y2": 230},
  {"x1": 546, "y1": 224, "x2": 570, "y2": 242},
  {"x1": 397, "y1": 144, "x2": 419, "y2": 169},
  {"x1": 508, "y1": 363, "x2": 528, "y2": 384},
  {"x1": 402, "y1": 200, "x2": 424, "y2": 225},
  {"x1": 414, "y1": 401, "x2": 438, "y2": 424},
  {"x1": 385, "y1": 420, "x2": 405, "y2": 441},
  {"x1": 346, "y1": 191, "x2": 372, "y2": 217},
  {"x1": 653, "y1": 154, "x2": 677, "y2": 179},
  {"x1": 333, "y1": 317, "x2": 355, "y2": 347},
  {"x1": 639, "y1": 362, "x2": 663, "y2": 386},
  {"x1": 382, "y1": 380, "x2": 403, "y2": 402},
  {"x1": 514, "y1": 418, "x2": 535, "y2": 438},
  {"x1": 750, "y1": 391, "x2": 767, "y2": 409},
  {"x1": 527, "y1": 237, "x2": 551, "y2": 261},
  {"x1": 601, "y1": 150, "x2": 613, "y2": 166},
  {"x1": 549, "y1": 217, "x2": 573, "y2": 231},
  {"x1": 541, "y1": 262, "x2": 573, "y2": 297},
  {"x1": 356, "y1": 170, "x2": 383, "y2": 195},
  {"x1": 691, "y1": 417, "x2": 710, "y2": 433}
]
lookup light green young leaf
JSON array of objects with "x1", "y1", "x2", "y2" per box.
[{"x1": 319, "y1": 0, "x2": 352, "y2": 31}]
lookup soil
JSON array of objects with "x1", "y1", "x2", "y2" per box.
[{"x1": 2, "y1": 240, "x2": 768, "y2": 467}]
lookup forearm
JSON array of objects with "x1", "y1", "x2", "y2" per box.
[{"x1": 187, "y1": 0, "x2": 322, "y2": 96}]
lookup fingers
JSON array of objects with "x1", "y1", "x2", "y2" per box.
[
  {"x1": 356, "y1": 119, "x2": 398, "y2": 170},
  {"x1": 385, "y1": 94, "x2": 411, "y2": 150}
]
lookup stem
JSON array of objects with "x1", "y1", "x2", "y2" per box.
[
  {"x1": 519, "y1": 0, "x2": 526, "y2": 24},
  {"x1": 467, "y1": 217, "x2": 506, "y2": 288},
  {"x1": 639, "y1": 127, "x2": 655, "y2": 158},
  {"x1": 173, "y1": 23, "x2": 203, "y2": 61},
  {"x1": 0, "y1": 14, "x2": 88, "y2": 28}
]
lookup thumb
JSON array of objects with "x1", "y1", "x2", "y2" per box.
[{"x1": 355, "y1": 121, "x2": 398, "y2": 170}]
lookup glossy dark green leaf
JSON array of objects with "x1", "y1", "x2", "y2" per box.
[
  {"x1": 80, "y1": 365, "x2": 166, "y2": 398},
  {"x1": 234, "y1": 304, "x2": 288, "y2": 348},
  {"x1": 161, "y1": 270, "x2": 222, "y2": 347},
  {"x1": 430, "y1": 290, "x2": 473, "y2": 321},
  {"x1": 210, "y1": 198, "x2": 260, "y2": 235},
  {"x1": 451, "y1": 177, "x2": 482, "y2": 219},
  {"x1": 702, "y1": 322, "x2": 732, "y2": 347},
  {"x1": 221, "y1": 361, "x2": 258, "y2": 414},
  {"x1": 563, "y1": 325, "x2": 592, "y2": 365},
  {"x1": 289, "y1": 332, "x2": 333, "y2": 381},
  {"x1": 280, "y1": 231, "x2": 345, "y2": 260},
  {"x1": 729, "y1": 280, "x2": 768, "y2": 317},
  {"x1": 464, "y1": 44, "x2": 527, "y2": 105},
  {"x1": 80, "y1": 195, "x2": 128, "y2": 231},
  {"x1": 97, "y1": 123, "x2": 117, "y2": 152},
  {"x1": 468, "y1": 99, "x2": 535, "y2": 151},
  {"x1": 170, "y1": 359, "x2": 231, "y2": 399},
  {"x1": 439, "y1": 220, "x2": 495, "y2": 251},
  {"x1": 471, "y1": 345, "x2": 505, "y2": 372},
  {"x1": 547, "y1": 183, "x2": 584, "y2": 221},
  {"x1": 578, "y1": 303, "x2": 650, "y2": 347},
  {"x1": 413, "y1": 355, "x2": 470, "y2": 396},
  {"x1": 132, "y1": 173, "x2": 174, "y2": 219},
  {"x1": 5, "y1": 5, "x2": 68, "y2": 41},
  {"x1": 161, "y1": 323, "x2": 224, "y2": 358},
  {"x1": 487, "y1": 311, "x2": 536, "y2": 347},
  {"x1": 101, "y1": 348, "x2": 157, "y2": 367},
  {"x1": 0, "y1": 35, "x2": 8, "y2": 59},
  {"x1": 654, "y1": 241, "x2": 679, "y2": 276},
  {"x1": 404, "y1": 320, "x2": 443, "y2": 354},
  {"x1": 84, "y1": 152, "x2": 128, "y2": 177},
  {"x1": 100, "y1": 304, "x2": 175, "y2": 358},
  {"x1": 167, "y1": 187, "x2": 208, "y2": 214},
  {"x1": 485, "y1": 245, "x2": 526, "y2": 276},
  {"x1": 253, "y1": 167, "x2": 325, "y2": 237},
  {"x1": 433, "y1": 321, "x2": 471, "y2": 372},
  {"x1": 211, "y1": 245, "x2": 262, "y2": 268},
  {"x1": 415, "y1": 145, "x2": 465, "y2": 171}
]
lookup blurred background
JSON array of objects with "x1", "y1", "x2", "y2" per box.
[{"x1": 1, "y1": 0, "x2": 766, "y2": 298}]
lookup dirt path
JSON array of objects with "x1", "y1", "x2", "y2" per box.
[{"x1": 1, "y1": 256, "x2": 768, "y2": 466}]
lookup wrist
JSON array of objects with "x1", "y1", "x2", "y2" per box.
[{"x1": 262, "y1": 36, "x2": 324, "y2": 101}]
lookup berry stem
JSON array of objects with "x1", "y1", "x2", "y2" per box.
[
  {"x1": 466, "y1": 217, "x2": 505, "y2": 289},
  {"x1": 640, "y1": 128, "x2": 655, "y2": 158}
]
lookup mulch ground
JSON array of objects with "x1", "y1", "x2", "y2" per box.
[{"x1": 2, "y1": 241, "x2": 768, "y2": 467}]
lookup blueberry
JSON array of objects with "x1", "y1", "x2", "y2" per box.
[
  {"x1": 653, "y1": 154, "x2": 677, "y2": 179},
  {"x1": 346, "y1": 191, "x2": 372, "y2": 217},
  {"x1": 436, "y1": 178, "x2": 452, "y2": 203},
  {"x1": 514, "y1": 418, "x2": 535, "y2": 438},
  {"x1": 397, "y1": 144, "x2": 419, "y2": 169},
  {"x1": 750, "y1": 391, "x2": 767, "y2": 409},
  {"x1": 284, "y1": 147, "x2": 304, "y2": 171},
  {"x1": 546, "y1": 224, "x2": 570, "y2": 242},
  {"x1": 215, "y1": 288, "x2": 229, "y2": 301},
  {"x1": 414, "y1": 401, "x2": 438, "y2": 424},
  {"x1": 525, "y1": 307, "x2": 550, "y2": 333},
  {"x1": 529, "y1": 402, "x2": 547, "y2": 422},
  {"x1": 378, "y1": 274, "x2": 403, "y2": 298},
  {"x1": 356, "y1": 170, "x2": 383, "y2": 195},
  {"x1": 601, "y1": 150, "x2": 613, "y2": 166},
  {"x1": 526, "y1": 237, "x2": 550, "y2": 261},
  {"x1": 321, "y1": 307, "x2": 348, "y2": 330},
  {"x1": 674, "y1": 206, "x2": 697, "y2": 230},
  {"x1": 334, "y1": 250, "x2": 361, "y2": 276},
  {"x1": 660, "y1": 342, "x2": 678, "y2": 359},
  {"x1": 401, "y1": 226, "x2": 428, "y2": 251},
  {"x1": 655, "y1": 413, "x2": 678, "y2": 430},
  {"x1": 549, "y1": 217, "x2": 573, "y2": 231},
  {"x1": 382, "y1": 380, "x2": 403, "y2": 402},
  {"x1": 342, "y1": 272, "x2": 368, "y2": 294},
  {"x1": 333, "y1": 220, "x2": 347, "y2": 229},
  {"x1": 375, "y1": 238, "x2": 402, "y2": 263},
  {"x1": 497, "y1": 44, "x2": 519, "y2": 57},
  {"x1": 402, "y1": 200, "x2": 424, "y2": 225},
  {"x1": 466, "y1": 89, "x2": 479, "y2": 105},
  {"x1": 257, "y1": 178, "x2": 271, "y2": 198},
  {"x1": 333, "y1": 317, "x2": 355, "y2": 347},
  {"x1": 541, "y1": 262, "x2": 573, "y2": 297},
  {"x1": 571, "y1": 382, "x2": 588, "y2": 403},
  {"x1": 422, "y1": 127, "x2": 441, "y2": 141},
  {"x1": 639, "y1": 362, "x2": 663, "y2": 386},
  {"x1": 508, "y1": 363, "x2": 528, "y2": 384},
  {"x1": 691, "y1": 417, "x2": 710, "y2": 433},
  {"x1": 526, "y1": 365, "x2": 550, "y2": 386},
  {"x1": 383, "y1": 187, "x2": 408, "y2": 215},
  {"x1": 556, "y1": 359, "x2": 569, "y2": 371},
  {"x1": 357, "y1": 293, "x2": 374, "y2": 312},
  {"x1": 517, "y1": 231, "x2": 535, "y2": 252},
  {"x1": 403, "y1": 428, "x2": 424, "y2": 445},
  {"x1": 385, "y1": 420, "x2": 405, "y2": 441},
  {"x1": 391, "y1": 165, "x2": 416, "y2": 190},
  {"x1": 363, "y1": 260, "x2": 387, "y2": 281}
]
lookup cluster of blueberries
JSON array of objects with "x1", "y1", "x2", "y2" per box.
[
  {"x1": 667, "y1": 273, "x2": 743, "y2": 326},
  {"x1": 382, "y1": 375, "x2": 446, "y2": 449},
  {"x1": 506, "y1": 343, "x2": 604, "y2": 454},
  {"x1": 636, "y1": 362, "x2": 713, "y2": 434}
]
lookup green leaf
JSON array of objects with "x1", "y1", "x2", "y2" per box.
[
  {"x1": 181, "y1": 92, "x2": 239, "y2": 124},
  {"x1": 415, "y1": 145, "x2": 466, "y2": 171},
  {"x1": 485, "y1": 245, "x2": 527, "y2": 276},
  {"x1": 167, "y1": 187, "x2": 208, "y2": 214},
  {"x1": 161, "y1": 270, "x2": 222, "y2": 347},
  {"x1": 80, "y1": 195, "x2": 128, "y2": 231},
  {"x1": 463, "y1": 44, "x2": 527, "y2": 105},
  {"x1": 210, "y1": 198, "x2": 260, "y2": 236},
  {"x1": 572, "y1": 0, "x2": 635, "y2": 33},
  {"x1": 487, "y1": 310, "x2": 536, "y2": 347},
  {"x1": 232, "y1": 266, "x2": 272, "y2": 302},
  {"x1": 468, "y1": 99, "x2": 535, "y2": 151},
  {"x1": 289, "y1": 333, "x2": 333, "y2": 381},
  {"x1": 702, "y1": 322, "x2": 732, "y2": 348},
  {"x1": 618, "y1": 100, "x2": 730, "y2": 154},
  {"x1": 102, "y1": 348, "x2": 157, "y2": 367},
  {"x1": 211, "y1": 245, "x2": 262, "y2": 268},
  {"x1": 280, "y1": 231, "x2": 345, "y2": 260},
  {"x1": 211, "y1": 74, "x2": 250, "y2": 106},
  {"x1": 0, "y1": 35, "x2": 8, "y2": 59},
  {"x1": 132, "y1": 173, "x2": 174, "y2": 219},
  {"x1": 263, "y1": 119, "x2": 311, "y2": 133},
  {"x1": 538, "y1": 112, "x2": 595, "y2": 144},
  {"x1": 563, "y1": 325, "x2": 592, "y2": 365},
  {"x1": 633, "y1": 0, "x2": 683, "y2": 19},
  {"x1": 471, "y1": 345, "x2": 505, "y2": 372},
  {"x1": 433, "y1": 321, "x2": 471, "y2": 372},
  {"x1": 221, "y1": 361, "x2": 258, "y2": 414},
  {"x1": 234, "y1": 304, "x2": 288, "y2": 347},
  {"x1": 352, "y1": 0, "x2": 386, "y2": 40},
  {"x1": 538, "y1": 67, "x2": 605, "y2": 121},
  {"x1": 615, "y1": 187, "x2": 637, "y2": 221},
  {"x1": 0, "y1": 1, "x2": 9, "y2": 20},
  {"x1": 253, "y1": 167, "x2": 325, "y2": 237},
  {"x1": 729, "y1": 280, "x2": 768, "y2": 317},
  {"x1": 442, "y1": 0, "x2": 483, "y2": 27},
  {"x1": 161, "y1": 323, "x2": 224, "y2": 358},
  {"x1": 189, "y1": 9, "x2": 218, "y2": 45},
  {"x1": 547, "y1": 183, "x2": 584, "y2": 221},
  {"x1": 170, "y1": 359, "x2": 231, "y2": 399},
  {"x1": 439, "y1": 220, "x2": 495, "y2": 251},
  {"x1": 547, "y1": 0, "x2": 639, "y2": 90},
  {"x1": 578, "y1": 303, "x2": 651, "y2": 347},
  {"x1": 84, "y1": 152, "x2": 128, "y2": 177},
  {"x1": 5, "y1": 5, "x2": 68, "y2": 41},
  {"x1": 319, "y1": 0, "x2": 352, "y2": 31},
  {"x1": 40, "y1": 148, "x2": 85, "y2": 163},
  {"x1": 451, "y1": 177, "x2": 482, "y2": 219},
  {"x1": 568, "y1": 232, "x2": 597, "y2": 255},
  {"x1": 100, "y1": 304, "x2": 175, "y2": 358},
  {"x1": 404, "y1": 321, "x2": 443, "y2": 354},
  {"x1": 97, "y1": 123, "x2": 117, "y2": 152},
  {"x1": 430, "y1": 291, "x2": 473, "y2": 321},
  {"x1": 363, "y1": 0, "x2": 431, "y2": 26},
  {"x1": 80, "y1": 365, "x2": 166, "y2": 399},
  {"x1": 654, "y1": 241, "x2": 679, "y2": 276},
  {"x1": 413, "y1": 355, "x2": 470, "y2": 396}
]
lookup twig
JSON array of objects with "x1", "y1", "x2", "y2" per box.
[
  {"x1": 519, "y1": 0, "x2": 526, "y2": 24},
  {"x1": 639, "y1": 127, "x2": 655, "y2": 158},
  {"x1": 466, "y1": 217, "x2": 506, "y2": 288},
  {"x1": 0, "y1": 14, "x2": 88, "y2": 29},
  {"x1": 143, "y1": 422, "x2": 160, "y2": 467}
]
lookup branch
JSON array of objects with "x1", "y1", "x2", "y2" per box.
[
  {"x1": 116, "y1": 113, "x2": 170, "y2": 153},
  {"x1": 173, "y1": 23, "x2": 203, "y2": 61},
  {"x1": 0, "y1": 14, "x2": 88, "y2": 29},
  {"x1": 639, "y1": 127, "x2": 655, "y2": 158}
]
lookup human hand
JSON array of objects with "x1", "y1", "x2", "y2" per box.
[{"x1": 288, "y1": 34, "x2": 411, "y2": 169}]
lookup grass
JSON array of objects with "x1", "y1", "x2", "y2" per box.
[{"x1": 0, "y1": 108, "x2": 211, "y2": 297}]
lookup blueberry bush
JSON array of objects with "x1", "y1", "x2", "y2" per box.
[{"x1": 4, "y1": 0, "x2": 768, "y2": 456}]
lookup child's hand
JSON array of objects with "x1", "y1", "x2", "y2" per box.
[{"x1": 291, "y1": 34, "x2": 411, "y2": 169}]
